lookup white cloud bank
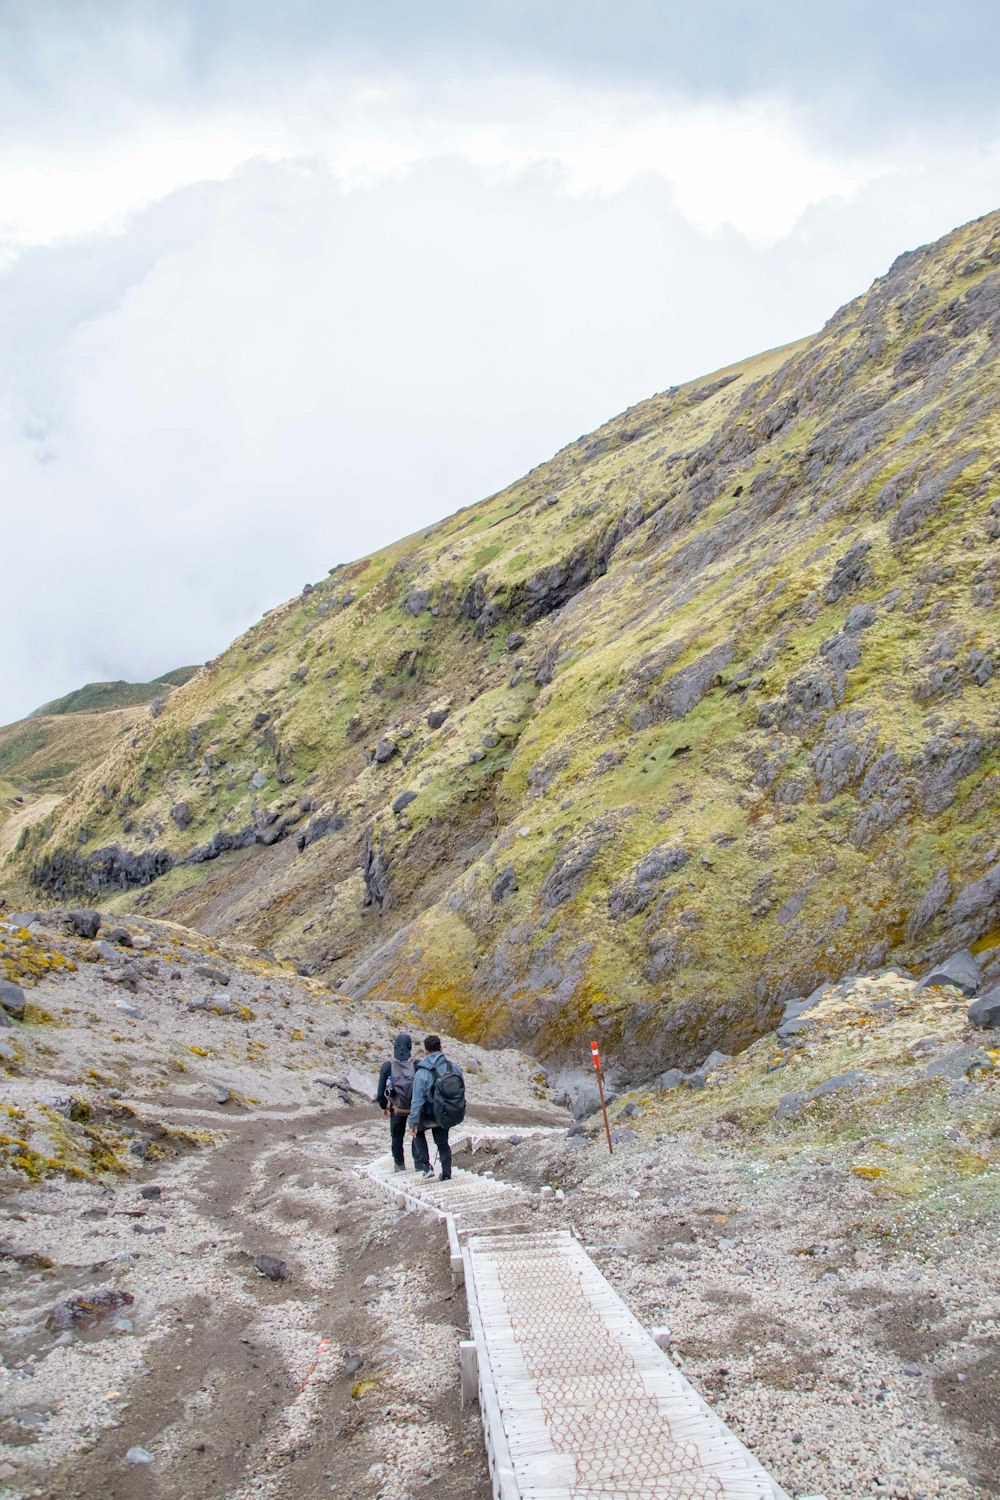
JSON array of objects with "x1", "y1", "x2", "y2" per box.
[{"x1": 2, "y1": 51, "x2": 1000, "y2": 723}]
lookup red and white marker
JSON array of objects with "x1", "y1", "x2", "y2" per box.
[{"x1": 590, "y1": 1039, "x2": 613, "y2": 1155}]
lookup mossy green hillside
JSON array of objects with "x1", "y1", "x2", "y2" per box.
[{"x1": 8, "y1": 210, "x2": 1000, "y2": 1075}]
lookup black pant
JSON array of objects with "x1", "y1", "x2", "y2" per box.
[
  {"x1": 412, "y1": 1123, "x2": 452, "y2": 1179},
  {"x1": 388, "y1": 1108, "x2": 410, "y2": 1167}
]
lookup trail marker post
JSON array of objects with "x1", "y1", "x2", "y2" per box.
[{"x1": 591, "y1": 1040, "x2": 614, "y2": 1156}]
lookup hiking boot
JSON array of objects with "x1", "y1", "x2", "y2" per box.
[
  {"x1": 438, "y1": 1172, "x2": 452, "y2": 1181},
  {"x1": 393, "y1": 1164, "x2": 406, "y2": 1173},
  {"x1": 418, "y1": 1167, "x2": 434, "y2": 1177}
]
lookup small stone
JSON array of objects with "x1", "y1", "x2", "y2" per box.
[
  {"x1": 209, "y1": 1084, "x2": 231, "y2": 1105},
  {"x1": 140, "y1": 1185, "x2": 162, "y2": 1199},
  {"x1": 254, "y1": 1254, "x2": 287, "y2": 1282},
  {"x1": 126, "y1": 1447, "x2": 155, "y2": 1464},
  {"x1": 113, "y1": 1000, "x2": 142, "y2": 1019},
  {"x1": 363, "y1": 1274, "x2": 378, "y2": 1287},
  {"x1": 391, "y1": 790, "x2": 418, "y2": 814}
]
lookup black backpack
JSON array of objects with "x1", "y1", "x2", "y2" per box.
[
  {"x1": 388, "y1": 1057, "x2": 415, "y2": 1112},
  {"x1": 430, "y1": 1059, "x2": 466, "y2": 1128}
]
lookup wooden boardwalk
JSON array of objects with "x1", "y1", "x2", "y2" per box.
[{"x1": 365, "y1": 1149, "x2": 791, "y2": 1500}]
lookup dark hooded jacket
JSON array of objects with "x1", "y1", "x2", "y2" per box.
[{"x1": 375, "y1": 1033, "x2": 413, "y2": 1111}]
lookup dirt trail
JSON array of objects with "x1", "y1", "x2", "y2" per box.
[{"x1": 4, "y1": 1104, "x2": 562, "y2": 1500}]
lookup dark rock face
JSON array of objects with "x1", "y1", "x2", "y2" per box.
[
  {"x1": 32, "y1": 845, "x2": 173, "y2": 899},
  {"x1": 906, "y1": 868, "x2": 952, "y2": 939},
  {"x1": 824, "y1": 541, "x2": 872, "y2": 604},
  {"x1": 362, "y1": 825, "x2": 392, "y2": 910},
  {"x1": 426, "y1": 707, "x2": 448, "y2": 729},
  {"x1": 296, "y1": 808, "x2": 348, "y2": 851},
  {"x1": 374, "y1": 737, "x2": 398, "y2": 765},
  {"x1": 491, "y1": 865, "x2": 518, "y2": 903},
  {"x1": 170, "y1": 802, "x2": 192, "y2": 831},
  {"x1": 609, "y1": 843, "x2": 690, "y2": 920}
]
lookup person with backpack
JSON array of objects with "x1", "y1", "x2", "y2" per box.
[
  {"x1": 375, "y1": 1033, "x2": 416, "y2": 1172},
  {"x1": 409, "y1": 1034, "x2": 465, "y2": 1181}
]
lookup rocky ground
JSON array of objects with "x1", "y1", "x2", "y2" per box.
[
  {"x1": 470, "y1": 969, "x2": 1000, "y2": 1500},
  {"x1": 0, "y1": 908, "x2": 560, "y2": 1499},
  {"x1": 1, "y1": 911, "x2": 997, "y2": 1500}
]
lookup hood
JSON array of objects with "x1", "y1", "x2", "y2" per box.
[{"x1": 393, "y1": 1033, "x2": 413, "y2": 1062}]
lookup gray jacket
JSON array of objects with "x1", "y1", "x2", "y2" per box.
[{"x1": 410, "y1": 1050, "x2": 462, "y2": 1130}]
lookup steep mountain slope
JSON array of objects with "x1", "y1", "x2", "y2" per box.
[{"x1": 8, "y1": 209, "x2": 1000, "y2": 1077}]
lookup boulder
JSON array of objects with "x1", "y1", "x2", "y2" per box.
[
  {"x1": 655, "y1": 1068, "x2": 685, "y2": 1091},
  {"x1": 67, "y1": 909, "x2": 102, "y2": 939},
  {"x1": 0, "y1": 980, "x2": 26, "y2": 1020},
  {"x1": 391, "y1": 790, "x2": 418, "y2": 815},
  {"x1": 104, "y1": 927, "x2": 133, "y2": 947},
  {"x1": 426, "y1": 707, "x2": 448, "y2": 730},
  {"x1": 968, "y1": 989, "x2": 1000, "y2": 1029},
  {"x1": 373, "y1": 736, "x2": 398, "y2": 764},
  {"x1": 922, "y1": 948, "x2": 980, "y2": 996}
]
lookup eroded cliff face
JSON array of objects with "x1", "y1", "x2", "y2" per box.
[{"x1": 10, "y1": 209, "x2": 1000, "y2": 1075}]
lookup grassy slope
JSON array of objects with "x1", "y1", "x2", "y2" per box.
[
  {"x1": 29, "y1": 667, "x2": 199, "y2": 717},
  {"x1": 8, "y1": 210, "x2": 1000, "y2": 1077}
]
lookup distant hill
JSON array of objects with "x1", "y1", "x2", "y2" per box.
[
  {"x1": 8, "y1": 210, "x2": 1000, "y2": 1076},
  {"x1": 29, "y1": 667, "x2": 200, "y2": 718}
]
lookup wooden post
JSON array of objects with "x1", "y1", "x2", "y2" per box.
[{"x1": 591, "y1": 1040, "x2": 613, "y2": 1156}]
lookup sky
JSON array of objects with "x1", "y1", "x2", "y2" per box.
[{"x1": 2, "y1": 2, "x2": 1000, "y2": 724}]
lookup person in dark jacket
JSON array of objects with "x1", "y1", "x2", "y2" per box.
[
  {"x1": 375, "y1": 1033, "x2": 415, "y2": 1172},
  {"x1": 409, "y1": 1034, "x2": 462, "y2": 1181}
]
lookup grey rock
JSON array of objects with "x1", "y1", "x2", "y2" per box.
[
  {"x1": 968, "y1": 990, "x2": 1000, "y2": 1029},
  {"x1": 186, "y1": 995, "x2": 209, "y2": 1012},
  {"x1": 374, "y1": 736, "x2": 398, "y2": 764},
  {"x1": 906, "y1": 867, "x2": 952, "y2": 940},
  {"x1": 924, "y1": 1044, "x2": 990, "y2": 1082},
  {"x1": 951, "y1": 861, "x2": 1000, "y2": 923},
  {"x1": 250, "y1": 770, "x2": 268, "y2": 790},
  {"x1": 774, "y1": 1090, "x2": 811, "y2": 1120},
  {"x1": 609, "y1": 1127, "x2": 638, "y2": 1145},
  {"x1": 426, "y1": 707, "x2": 448, "y2": 730},
  {"x1": 104, "y1": 927, "x2": 133, "y2": 947},
  {"x1": 843, "y1": 603, "x2": 876, "y2": 633},
  {"x1": 811, "y1": 1070, "x2": 869, "y2": 1098},
  {"x1": 195, "y1": 965, "x2": 231, "y2": 985},
  {"x1": 491, "y1": 865, "x2": 518, "y2": 903},
  {"x1": 113, "y1": 1000, "x2": 143, "y2": 1019},
  {"x1": 68, "y1": 908, "x2": 102, "y2": 939},
  {"x1": 96, "y1": 941, "x2": 118, "y2": 961},
  {"x1": 209, "y1": 1083, "x2": 231, "y2": 1104},
  {"x1": 969, "y1": 647, "x2": 995, "y2": 686},
  {"x1": 0, "y1": 980, "x2": 26, "y2": 1020},
  {"x1": 825, "y1": 541, "x2": 872, "y2": 604},
  {"x1": 140, "y1": 1185, "x2": 162, "y2": 1199},
  {"x1": 0, "y1": 1009, "x2": 10, "y2": 1030},
  {"x1": 125, "y1": 1447, "x2": 155, "y2": 1465},
  {"x1": 254, "y1": 1253, "x2": 287, "y2": 1281},
  {"x1": 922, "y1": 948, "x2": 980, "y2": 996},
  {"x1": 655, "y1": 1068, "x2": 685, "y2": 1091},
  {"x1": 391, "y1": 790, "x2": 418, "y2": 815},
  {"x1": 170, "y1": 802, "x2": 192, "y2": 831}
]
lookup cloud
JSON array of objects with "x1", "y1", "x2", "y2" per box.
[{"x1": 1, "y1": 4, "x2": 1000, "y2": 723}]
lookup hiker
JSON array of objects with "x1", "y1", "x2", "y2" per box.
[
  {"x1": 409, "y1": 1034, "x2": 465, "y2": 1181},
  {"x1": 375, "y1": 1033, "x2": 415, "y2": 1172}
]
